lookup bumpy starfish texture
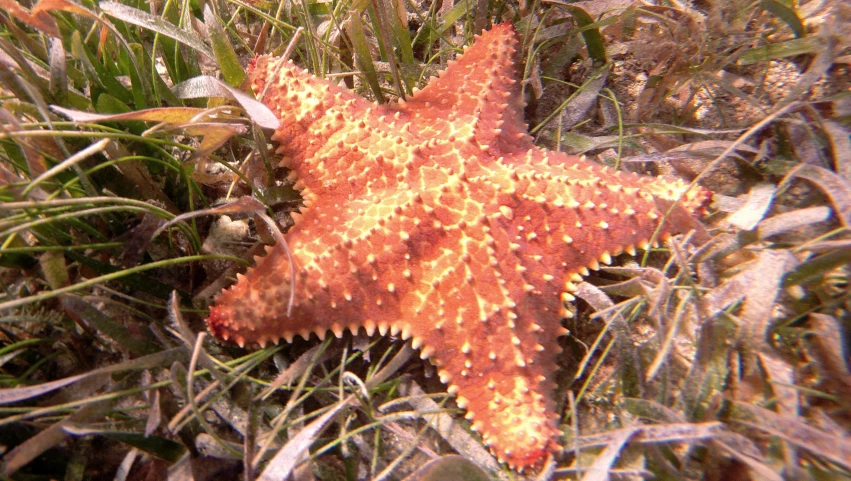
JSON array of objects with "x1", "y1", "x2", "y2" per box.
[{"x1": 207, "y1": 23, "x2": 710, "y2": 469}]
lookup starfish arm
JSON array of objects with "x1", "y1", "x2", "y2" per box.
[
  {"x1": 206, "y1": 243, "x2": 298, "y2": 347},
  {"x1": 249, "y1": 57, "x2": 413, "y2": 206},
  {"x1": 204, "y1": 239, "x2": 397, "y2": 348},
  {"x1": 404, "y1": 223, "x2": 565, "y2": 468},
  {"x1": 495, "y1": 148, "x2": 710, "y2": 295},
  {"x1": 206, "y1": 185, "x2": 417, "y2": 346},
  {"x1": 395, "y1": 24, "x2": 535, "y2": 159}
]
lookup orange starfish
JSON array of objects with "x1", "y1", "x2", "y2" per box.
[{"x1": 207, "y1": 23, "x2": 710, "y2": 470}]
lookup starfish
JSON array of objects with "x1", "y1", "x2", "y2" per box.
[{"x1": 207, "y1": 23, "x2": 710, "y2": 470}]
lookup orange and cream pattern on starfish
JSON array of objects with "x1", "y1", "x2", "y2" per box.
[{"x1": 207, "y1": 23, "x2": 711, "y2": 470}]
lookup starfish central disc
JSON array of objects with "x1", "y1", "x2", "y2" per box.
[{"x1": 206, "y1": 23, "x2": 710, "y2": 470}]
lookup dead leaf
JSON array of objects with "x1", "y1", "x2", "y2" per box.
[
  {"x1": 730, "y1": 401, "x2": 851, "y2": 471},
  {"x1": 1, "y1": 398, "x2": 114, "y2": 476},
  {"x1": 576, "y1": 281, "x2": 643, "y2": 396},
  {"x1": 38, "y1": 250, "x2": 68, "y2": 289},
  {"x1": 728, "y1": 183, "x2": 776, "y2": 231},
  {"x1": 791, "y1": 164, "x2": 851, "y2": 227},
  {"x1": 258, "y1": 345, "x2": 415, "y2": 480},
  {"x1": 395, "y1": 381, "x2": 501, "y2": 474},
  {"x1": 257, "y1": 343, "x2": 332, "y2": 401},
  {"x1": 560, "y1": 68, "x2": 609, "y2": 130},
  {"x1": 575, "y1": 422, "x2": 723, "y2": 450},
  {"x1": 803, "y1": 313, "x2": 851, "y2": 404},
  {"x1": 701, "y1": 249, "x2": 799, "y2": 353},
  {"x1": 401, "y1": 455, "x2": 491, "y2": 481},
  {"x1": 52, "y1": 105, "x2": 211, "y2": 124},
  {"x1": 757, "y1": 206, "x2": 831, "y2": 239},
  {"x1": 757, "y1": 353, "x2": 798, "y2": 418},
  {"x1": 142, "y1": 371, "x2": 162, "y2": 437},
  {"x1": 823, "y1": 119, "x2": 851, "y2": 182},
  {"x1": 580, "y1": 426, "x2": 636, "y2": 481},
  {"x1": 0, "y1": 348, "x2": 182, "y2": 405},
  {"x1": 172, "y1": 76, "x2": 279, "y2": 130},
  {"x1": 0, "y1": 0, "x2": 59, "y2": 36}
]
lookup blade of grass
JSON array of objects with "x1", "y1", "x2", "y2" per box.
[
  {"x1": 347, "y1": 12, "x2": 386, "y2": 103},
  {"x1": 739, "y1": 36, "x2": 824, "y2": 65},
  {"x1": 204, "y1": 5, "x2": 245, "y2": 87},
  {"x1": 63, "y1": 427, "x2": 186, "y2": 462},
  {"x1": 760, "y1": 0, "x2": 805, "y2": 38},
  {"x1": 21, "y1": 139, "x2": 110, "y2": 198},
  {"x1": 99, "y1": 2, "x2": 214, "y2": 60},
  {"x1": 37, "y1": 0, "x2": 154, "y2": 105},
  {"x1": 68, "y1": 31, "x2": 132, "y2": 105},
  {"x1": 0, "y1": 254, "x2": 235, "y2": 312},
  {"x1": 48, "y1": 37, "x2": 67, "y2": 106},
  {"x1": 0, "y1": 348, "x2": 183, "y2": 404},
  {"x1": 544, "y1": 2, "x2": 607, "y2": 63},
  {"x1": 60, "y1": 295, "x2": 160, "y2": 355}
]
